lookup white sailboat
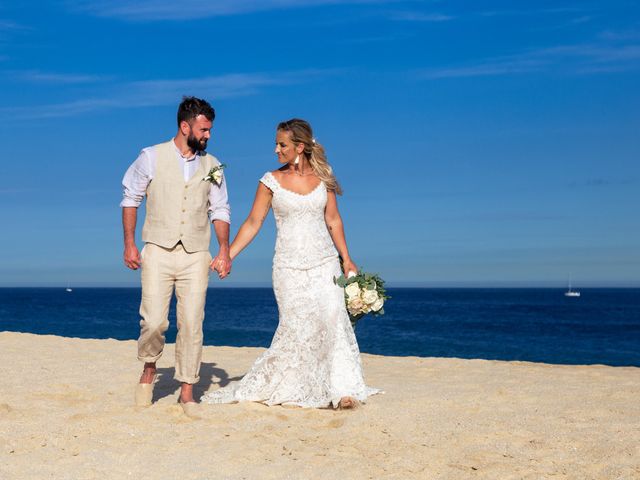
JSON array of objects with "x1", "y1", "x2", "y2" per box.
[
  {"x1": 66, "y1": 282, "x2": 73, "y2": 293},
  {"x1": 564, "y1": 277, "x2": 580, "y2": 297}
]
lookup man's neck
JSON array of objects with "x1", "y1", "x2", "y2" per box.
[{"x1": 173, "y1": 136, "x2": 196, "y2": 158}]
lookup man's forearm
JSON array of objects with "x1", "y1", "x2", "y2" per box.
[
  {"x1": 122, "y1": 207, "x2": 138, "y2": 246},
  {"x1": 212, "y1": 220, "x2": 230, "y2": 250}
]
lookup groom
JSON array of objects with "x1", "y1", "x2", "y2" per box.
[{"x1": 120, "y1": 96, "x2": 231, "y2": 414}]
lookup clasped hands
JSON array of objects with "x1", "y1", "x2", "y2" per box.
[
  {"x1": 211, "y1": 249, "x2": 232, "y2": 279},
  {"x1": 124, "y1": 243, "x2": 231, "y2": 279}
]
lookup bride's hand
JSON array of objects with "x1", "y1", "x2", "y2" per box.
[
  {"x1": 212, "y1": 249, "x2": 232, "y2": 279},
  {"x1": 342, "y1": 258, "x2": 358, "y2": 277}
]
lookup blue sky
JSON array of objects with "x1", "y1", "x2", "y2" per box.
[{"x1": 0, "y1": 1, "x2": 638, "y2": 287}]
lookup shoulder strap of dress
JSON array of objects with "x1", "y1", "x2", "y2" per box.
[{"x1": 259, "y1": 171, "x2": 278, "y2": 192}]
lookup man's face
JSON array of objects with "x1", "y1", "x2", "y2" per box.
[{"x1": 185, "y1": 114, "x2": 212, "y2": 152}]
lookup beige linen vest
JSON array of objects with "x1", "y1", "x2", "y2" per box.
[{"x1": 142, "y1": 140, "x2": 217, "y2": 253}]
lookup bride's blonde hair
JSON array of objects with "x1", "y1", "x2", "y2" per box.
[{"x1": 277, "y1": 118, "x2": 343, "y2": 195}]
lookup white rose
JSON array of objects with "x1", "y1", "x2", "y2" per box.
[
  {"x1": 362, "y1": 289, "x2": 378, "y2": 305},
  {"x1": 347, "y1": 297, "x2": 364, "y2": 316},
  {"x1": 213, "y1": 170, "x2": 223, "y2": 184},
  {"x1": 371, "y1": 297, "x2": 384, "y2": 312},
  {"x1": 344, "y1": 283, "x2": 361, "y2": 300}
]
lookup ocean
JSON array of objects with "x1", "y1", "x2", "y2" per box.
[{"x1": 1, "y1": 288, "x2": 639, "y2": 366}]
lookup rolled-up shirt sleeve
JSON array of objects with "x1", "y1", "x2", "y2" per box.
[
  {"x1": 208, "y1": 172, "x2": 231, "y2": 224},
  {"x1": 120, "y1": 150, "x2": 152, "y2": 208}
]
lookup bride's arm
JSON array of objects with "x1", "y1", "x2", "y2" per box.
[
  {"x1": 324, "y1": 190, "x2": 357, "y2": 275},
  {"x1": 229, "y1": 183, "x2": 273, "y2": 260}
]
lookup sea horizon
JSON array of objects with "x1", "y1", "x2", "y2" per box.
[
  {"x1": 1, "y1": 283, "x2": 639, "y2": 289},
  {"x1": 2, "y1": 287, "x2": 639, "y2": 367}
]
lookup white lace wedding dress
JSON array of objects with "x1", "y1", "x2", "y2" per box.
[{"x1": 201, "y1": 171, "x2": 380, "y2": 408}]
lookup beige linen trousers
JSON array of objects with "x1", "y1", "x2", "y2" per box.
[{"x1": 137, "y1": 242, "x2": 212, "y2": 384}]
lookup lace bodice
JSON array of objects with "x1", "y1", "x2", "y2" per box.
[{"x1": 260, "y1": 172, "x2": 338, "y2": 270}]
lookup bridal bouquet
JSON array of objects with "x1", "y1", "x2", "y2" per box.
[{"x1": 334, "y1": 269, "x2": 389, "y2": 328}]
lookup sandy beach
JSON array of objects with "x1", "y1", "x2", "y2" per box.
[{"x1": 0, "y1": 331, "x2": 638, "y2": 479}]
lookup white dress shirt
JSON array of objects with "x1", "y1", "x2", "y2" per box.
[{"x1": 120, "y1": 140, "x2": 231, "y2": 224}]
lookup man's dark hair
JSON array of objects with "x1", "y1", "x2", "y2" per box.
[{"x1": 177, "y1": 96, "x2": 215, "y2": 127}]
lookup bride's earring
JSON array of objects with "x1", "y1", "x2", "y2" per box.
[{"x1": 294, "y1": 155, "x2": 299, "y2": 165}]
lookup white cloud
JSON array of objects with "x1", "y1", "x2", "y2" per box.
[
  {"x1": 569, "y1": 15, "x2": 592, "y2": 25},
  {"x1": 0, "y1": 69, "x2": 337, "y2": 119},
  {"x1": 12, "y1": 70, "x2": 109, "y2": 84},
  {"x1": 569, "y1": 177, "x2": 638, "y2": 188},
  {"x1": 533, "y1": 44, "x2": 640, "y2": 63},
  {"x1": 479, "y1": 7, "x2": 589, "y2": 18},
  {"x1": 0, "y1": 20, "x2": 30, "y2": 31},
  {"x1": 420, "y1": 42, "x2": 640, "y2": 79},
  {"x1": 0, "y1": 98, "x2": 119, "y2": 119},
  {"x1": 421, "y1": 58, "x2": 544, "y2": 79},
  {"x1": 389, "y1": 12, "x2": 454, "y2": 22},
  {"x1": 121, "y1": 71, "x2": 319, "y2": 106},
  {"x1": 598, "y1": 29, "x2": 640, "y2": 41},
  {"x1": 67, "y1": 0, "x2": 401, "y2": 21}
]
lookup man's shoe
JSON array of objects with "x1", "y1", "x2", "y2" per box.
[
  {"x1": 135, "y1": 376, "x2": 156, "y2": 407},
  {"x1": 178, "y1": 398, "x2": 201, "y2": 419}
]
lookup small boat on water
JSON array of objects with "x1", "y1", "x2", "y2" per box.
[{"x1": 564, "y1": 278, "x2": 580, "y2": 297}]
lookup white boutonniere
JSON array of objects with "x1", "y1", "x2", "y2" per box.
[{"x1": 202, "y1": 164, "x2": 226, "y2": 185}]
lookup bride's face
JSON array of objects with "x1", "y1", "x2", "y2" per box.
[{"x1": 275, "y1": 130, "x2": 302, "y2": 165}]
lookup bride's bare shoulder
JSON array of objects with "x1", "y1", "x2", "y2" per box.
[{"x1": 271, "y1": 167, "x2": 288, "y2": 181}]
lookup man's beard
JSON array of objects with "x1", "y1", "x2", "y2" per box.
[{"x1": 187, "y1": 133, "x2": 207, "y2": 152}]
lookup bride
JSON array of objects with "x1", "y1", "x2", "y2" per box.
[{"x1": 202, "y1": 118, "x2": 379, "y2": 409}]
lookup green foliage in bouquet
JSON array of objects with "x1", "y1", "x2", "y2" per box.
[{"x1": 333, "y1": 261, "x2": 390, "y2": 328}]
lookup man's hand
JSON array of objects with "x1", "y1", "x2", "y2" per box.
[
  {"x1": 124, "y1": 243, "x2": 141, "y2": 270},
  {"x1": 122, "y1": 207, "x2": 140, "y2": 270},
  {"x1": 211, "y1": 249, "x2": 232, "y2": 279}
]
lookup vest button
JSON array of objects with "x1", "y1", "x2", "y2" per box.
[
  {"x1": 184, "y1": 196, "x2": 187, "y2": 200},
  {"x1": 182, "y1": 209, "x2": 186, "y2": 212},
  {"x1": 181, "y1": 221, "x2": 185, "y2": 224}
]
